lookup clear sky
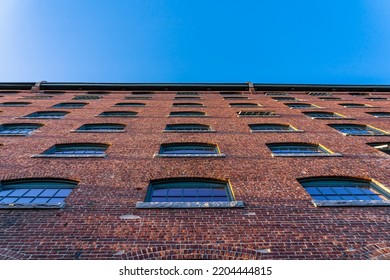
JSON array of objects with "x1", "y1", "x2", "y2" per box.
[{"x1": 1, "y1": 0, "x2": 390, "y2": 84}]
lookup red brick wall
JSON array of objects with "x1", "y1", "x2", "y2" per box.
[{"x1": 0, "y1": 88, "x2": 389, "y2": 259}]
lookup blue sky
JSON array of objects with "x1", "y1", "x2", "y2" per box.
[{"x1": 1, "y1": 0, "x2": 390, "y2": 84}]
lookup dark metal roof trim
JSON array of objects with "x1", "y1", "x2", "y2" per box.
[{"x1": 0, "y1": 83, "x2": 35, "y2": 90}]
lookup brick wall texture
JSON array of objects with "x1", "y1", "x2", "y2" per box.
[{"x1": 0, "y1": 86, "x2": 389, "y2": 259}]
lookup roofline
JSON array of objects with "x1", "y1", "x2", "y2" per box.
[{"x1": 1, "y1": 82, "x2": 390, "y2": 92}]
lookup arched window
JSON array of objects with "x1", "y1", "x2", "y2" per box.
[
  {"x1": 24, "y1": 111, "x2": 69, "y2": 119},
  {"x1": 237, "y1": 111, "x2": 276, "y2": 117},
  {"x1": 0, "y1": 178, "x2": 77, "y2": 208},
  {"x1": 113, "y1": 102, "x2": 145, "y2": 107},
  {"x1": 0, "y1": 102, "x2": 31, "y2": 107},
  {"x1": 174, "y1": 96, "x2": 201, "y2": 100},
  {"x1": 368, "y1": 142, "x2": 390, "y2": 155},
  {"x1": 158, "y1": 143, "x2": 222, "y2": 157},
  {"x1": 169, "y1": 111, "x2": 206, "y2": 117},
  {"x1": 98, "y1": 111, "x2": 137, "y2": 117},
  {"x1": 0, "y1": 123, "x2": 43, "y2": 136},
  {"x1": 52, "y1": 102, "x2": 87, "y2": 108},
  {"x1": 329, "y1": 124, "x2": 388, "y2": 136},
  {"x1": 339, "y1": 103, "x2": 371, "y2": 108},
  {"x1": 366, "y1": 112, "x2": 390, "y2": 118},
  {"x1": 36, "y1": 143, "x2": 109, "y2": 157},
  {"x1": 172, "y1": 102, "x2": 204, "y2": 107},
  {"x1": 304, "y1": 111, "x2": 347, "y2": 119},
  {"x1": 285, "y1": 103, "x2": 319, "y2": 109},
  {"x1": 249, "y1": 123, "x2": 301, "y2": 132},
  {"x1": 229, "y1": 103, "x2": 260, "y2": 107},
  {"x1": 267, "y1": 143, "x2": 337, "y2": 156},
  {"x1": 307, "y1": 92, "x2": 332, "y2": 96},
  {"x1": 164, "y1": 124, "x2": 212, "y2": 132},
  {"x1": 272, "y1": 97, "x2": 299, "y2": 101},
  {"x1": 298, "y1": 177, "x2": 390, "y2": 206},
  {"x1": 73, "y1": 95, "x2": 101, "y2": 100},
  {"x1": 76, "y1": 123, "x2": 126, "y2": 132}
]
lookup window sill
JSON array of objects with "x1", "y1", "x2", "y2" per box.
[
  {"x1": 163, "y1": 130, "x2": 216, "y2": 133},
  {"x1": 31, "y1": 154, "x2": 107, "y2": 158},
  {"x1": 154, "y1": 154, "x2": 225, "y2": 158},
  {"x1": 136, "y1": 201, "x2": 244, "y2": 208},
  {"x1": 312, "y1": 200, "x2": 390, "y2": 207},
  {"x1": 272, "y1": 153, "x2": 342, "y2": 157},
  {"x1": 251, "y1": 130, "x2": 304, "y2": 133},
  {"x1": 70, "y1": 130, "x2": 126, "y2": 133},
  {"x1": 0, "y1": 202, "x2": 65, "y2": 209}
]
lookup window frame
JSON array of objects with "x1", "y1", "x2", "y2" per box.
[
  {"x1": 0, "y1": 102, "x2": 31, "y2": 107},
  {"x1": 33, "y1": 143, "x2": 109, "y2": 158},
  {"x1": 163, "y1": 123, "x2": 214, "y2": 133},
  {"x1": 156, "y1": 142, "x2": 224, "y2": 157},
  {"x1": 366, "y1": 112, "x2": 390, "y2": 118},
  {"x1": 304, "y1": 111, "x2": 351, "y2": 119},
  {"x1": 22, "y1": 111, "x2": 69, "y2": 119},
  {"x1": 0, "y1": 178, "x2": 78, "y2": 209},
  {"x1": 298, "y1": 177, "x2": 390, "y2": 207},
  {"x1": 329, "y1": 124, "x2": 389, "y2": 136},
  {"x1": 237, "y1": 111, "x2": 277, "y2": 117},
  {"x1": 0, "y1": 123, "x2": 43, "y2": 136},
  {"x1": 168, "y1": 111, "x2": 207, "y2": 117},
  {"x1": 249, "y1": 123, "x2": 303, "y2": 133},
  {"x1": 267, "y1": 142, "x2": 340, "y2": 157},
  {"x1": 73, "y1": 123, "x2": 126, "y2": 133},
  {"x1": 113, "y1": 102, "x2": 146, "y2": 107},
  {"x1": 136, "y1": 178, "x2": 244, "y2": 208},
  {"x1": 97, "y1": 111, "x2": 138, "y2": 118},
  {"x1": 285, "y1": 103, "x2": 321, "y2": 109},
  {"x1": 367, "y1": 142, "x2": 390, "y2": 155},
  {"x1": 51, "y1": 102, "x2": 88, "y2": 109}
]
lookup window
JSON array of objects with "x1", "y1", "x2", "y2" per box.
[
  {"x1": 164, "y1": 124, "x2": 212, "y2": 132},
  {"x1": 329, "y1": 124, "x2": 388, "y2": 136},
  {"x1": 52, "y1": 102, "x2": 87, "y2": 108},
  {"x1": 0, "y1": 123, "x2": 43, "y2": 136},
  {"x1": 23, "y1": 111, "x2": 69, "y2": 119},
  {"x1": 340, "y1": 103, "x2": 371, "y2": 108},
  {"x1": 319, "y1": 97, "x2": 342, "y2": 101},
  {"x1": 75, "y1": 123, "x2": 126, "y2": 132},
  {"x1": 237, "y1": 111, "x2": 276, "y2": 117},
  {"x1": 229, "y1": 103, "x2": 260, "y2": 107},
  {"x1": 169, "y1": 111, "x2": 206, "y2": 117},
  {"x1": 223, "y1": 96, "x2": 249, "y2": 100},
  {"x1": 73, "y1": 95, "x2": 101, "y2": 100},
  {"x1": 98, "y1": 111, "x2": 137, "y2": 117},
  {"x1": 176, "y1": 91, "x2": 199, "y2": 96},
  {"x1": 158, "y1": 143, "x2": 223, "y2": 157},
  {"x1": 298, "y1": 177, "x2": 390, "y2": 206},
  {"x1": 0, "y1": 178, "x2": 77, "y2": 208},
  {"x1": 368, "y1": 143, "x2": 390, "y2": 155},
  {"x1": 136, "y1": 178, "x2": 243, "y2": 208},
  {"x1": 265, "y1": 92, "x2": 289, "y2": 96},
  {"x1": 113, "y1": 102, "x2": 145, "y2": 107},
  {"x1": 272, "y1": 97, "x2": 299, "y2": 101},
  {"x1": 308, "y1": 92, "x2": 332, "y2": 96},
  {"x1": 174, "y1": 96, "x2": 201, "y2": 100},
  {"x1": 0, "y1": 102, "x2": 31, "y2": 107},
  {"x1": 172, "y1": 102, "x2": 204, "y2": 107},
  {"x1": 366, "y1": 112, "x2": 390, "y2": 118},
  {"x1": 285, "y1": 103, "x2": 319, "y2": 109},
  {"x1": 304, "y1": 111, "x2": 347, "y2": 119},
  {"x1": 249, "y1": 123, "x2": 301, "y2": 132},
  {"x1": 267, "y1": 143, "x2": 337, "y2": 156},
  {"x1": 36, "y1": 143, "x2": 109, "y2": 157}
]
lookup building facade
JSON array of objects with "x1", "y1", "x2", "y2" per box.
[{"x1": 0, "y1": 82, "x2": 389, "y2": 260}]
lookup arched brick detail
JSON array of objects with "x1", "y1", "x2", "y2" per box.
[
  {"x1": 120, "y1": 244, "x2": 267, "y2": 260},
  {"x1": 0, "y1": 248, "x2": 26, "y2": 260},
  {"x1": 359, "y1": 242, "x2": 390, "y2": 260}
]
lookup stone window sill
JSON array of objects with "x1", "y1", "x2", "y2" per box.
[
  {"x1": 136, "y1": 201, "x2": 244, "y2": 208},
  {"x1": 312, "y1": 200, "x2": 390, "y2": 207},
  {"x1": 32, "y1": 154, "x2": 107, "y2": 158},
  {"x1": 272, "y1": 153, "x2": 342, "y2": 157},
  {"x1": 0, "y1": 202, "x2": 65, "y2": 209},
  {"x1": 251, "y1": 130, "x2": 304, "y2": 133}
]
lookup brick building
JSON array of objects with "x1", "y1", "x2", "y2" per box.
[{"x1": 0, "y1": 82, "x2": 389, "y2": 260}]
